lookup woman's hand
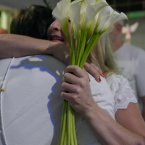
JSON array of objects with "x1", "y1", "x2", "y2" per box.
[
  {"x1": 84, "y1": 62, "x2": 106, "y2": 82},
  {"x1": 61, "y1": 65, "x2": 96, "y2": 116}
]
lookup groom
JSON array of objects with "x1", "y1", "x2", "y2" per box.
[{"x1": 0, "y1": 55, "x2": 66, "y2": 145}]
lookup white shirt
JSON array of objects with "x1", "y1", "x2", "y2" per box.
[
  {"x1": 107, "y1": 74, "x2": 137, "y2": 113},
  {"x1": 113, "y1": 43, "x2": 145, "y2": 110}
]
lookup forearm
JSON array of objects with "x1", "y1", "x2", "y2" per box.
[
  {"x1": 83, "y1": 104, "x2": 145, "y2": 145},
  {"x1": 0, "y1": 34, "x2": 53, "y2": 58}
]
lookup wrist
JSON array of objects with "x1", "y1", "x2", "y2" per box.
[
  {"x1": 41, "y1": 41, "x2": 56, "y2": 55},
  {"x1": 82, "y1": 101, "x2": 99, "y2": 120}
]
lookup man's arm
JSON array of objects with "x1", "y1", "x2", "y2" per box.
[
  {"x1": 0, "y1": 34, "x2": 69, "y2": 64},
  {"x1": 0, "y1": 34, "x2": 53, "y2": 58}
]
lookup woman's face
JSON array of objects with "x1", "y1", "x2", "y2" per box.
[
  {"x1": 47, "y1": 20, "x2": 66, "y2": 44},
  {"x1": 47, "y1": 19, "x2": 71, "y2": 47}
]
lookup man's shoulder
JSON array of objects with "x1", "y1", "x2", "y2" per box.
[
  {"x1": 124, "y1": 43, "x2": 145, "y2": 58},
  {"x1": 127, "y1": 43, "x2": 145, "y2": 54}
]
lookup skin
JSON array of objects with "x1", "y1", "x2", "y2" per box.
[
  {"x1": 110, "y1": 22, "x2": 145, "y2": 121},
  {"x1": 0, "y1": 34, "x2": 68, "y2": 64}
]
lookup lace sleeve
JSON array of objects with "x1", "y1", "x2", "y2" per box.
[{"x1": 107, "y1": 74, "x2": 137, "y2": 113}]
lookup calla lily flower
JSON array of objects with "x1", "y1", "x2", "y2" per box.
[
  {"x1": 69, "y1": 0, "x2": 108, "y2": 40},
  {"x1": 52, "y1": 0, "x2": 71, "y2": 39},
  {"x1": 69, "y1": 0, "x2": 82, "y2": 40},
  {"x1": 95, "y1": 6, "x2": 127, "y2": 34}
]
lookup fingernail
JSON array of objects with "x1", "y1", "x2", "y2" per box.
[
  {"x1": 102, "y1": 72, "x2": 106, "y2": 77},
  {"x1": 88, "y1": 76, "x2": 90, "y2": 82},
  {"x1": 97, "y1": 76, "x2": 101, "y2": 82}
]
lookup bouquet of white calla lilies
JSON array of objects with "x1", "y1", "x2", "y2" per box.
[{"x1": 52, "y1": 0, "x2": 127, "y2": 144}]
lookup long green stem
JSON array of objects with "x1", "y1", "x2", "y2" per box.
[
  {"x1": 59, "y1": 101, "x2": 67, "y2": 145},
  {"x1": 75, "y1": 30, "x2": 82, "y2": 64},
  {"x1": 59, "y1": 102, "x2": 77, "y2": 145},
  {"x1": 76, "y1": 31, "x2": 87, "y2": 66},
  {"x1": 79, "y1": 34, "x2": 101, "y2": 68}
]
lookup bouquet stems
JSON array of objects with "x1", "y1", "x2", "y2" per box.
[
  {"x1": 59, "y1": 101, "x2": 77, "y2": 145},
  {"x1": 59, "y1": 31, "x2": 101, "y2": 145}
]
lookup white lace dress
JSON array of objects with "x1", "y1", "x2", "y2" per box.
[{"x1": 106, "y1": 74, "x2": 137, "y2": 114}]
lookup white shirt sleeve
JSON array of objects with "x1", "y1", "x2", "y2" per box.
[
  {"x1": 107, "y1": 74, "x2": 137, "y2": 113},
  {"x1": 89, "y1": 74, "x2": 115, "y2": 119}
]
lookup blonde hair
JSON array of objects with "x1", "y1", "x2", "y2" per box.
[{"x1": 88, "y1": 34, "x2": 119, "y2": 75}]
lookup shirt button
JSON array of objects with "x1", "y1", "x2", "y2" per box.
[{"x1": 0, "y1": 88, "x2": 4, "y2": 92}]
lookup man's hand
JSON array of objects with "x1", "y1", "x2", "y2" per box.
[{"x1": 49, "y1": 42, "x2": 70, "y2": 64}]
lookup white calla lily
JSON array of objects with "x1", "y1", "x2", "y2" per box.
[
  {"x1": 111, "y1": 11, "x2": 127, "y2": 24},
  {"x1": 104, "y1": 11, "x2": 127, "y2": 34},
  {"x1": 84, "y1": 2, "x2": 108, "y2": 39},
  {"x1": 95, "y1": 6, "x2": 114, "y2": 33},
  {"x1": 52, "y1": 0, "x2": 71, "y2": 38},
  {"x1": 69, "y1": 0, "x2": 108, "y2": 39},
  {"x1": 69, "y1": 0, "x2": 82, "y2": 39},
  {"x1": 95, "y1": 6, "x2": 127, "y2": 34}
]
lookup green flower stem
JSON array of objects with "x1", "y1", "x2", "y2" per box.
[
  {"x1": 79, "y1": 33, "x2": 101, "y2": 68},
  {"x1": 59, "y1": 101, "x2": 67, "y2": 145},
  {"x1": 59, "y1": 30, "x2": 77, "y2": 145},
  {"x1": 71, "y1": 28, "x2": 77, "y2": 65},
  {"x1": 70, "y1": 107, "x2": 73, "y2": 145},
  {"x1": 60, "y1": 100, "x2": 77, "y2": 145},
  {"x1": 67, "y1": 103, "x2": 71, "y2": 145},
  {"x1": 71, "y1": 24, "x2": 76, "y2": 51},
  {"x1": 66, "y1": 33, "x2": 72, "y2": 60},
  {"x1": 76, "y1": 31, "x2": 87, "y2": 66},
  {"x1": 75, "y1": 30, "x2": 82, "y2": 64},
  {"x1": 75, "y1": 40, "x2": 80, "y2": 64},
  {"x1": 72, "y1": 109, "x2": 77, "y2": 145}
]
